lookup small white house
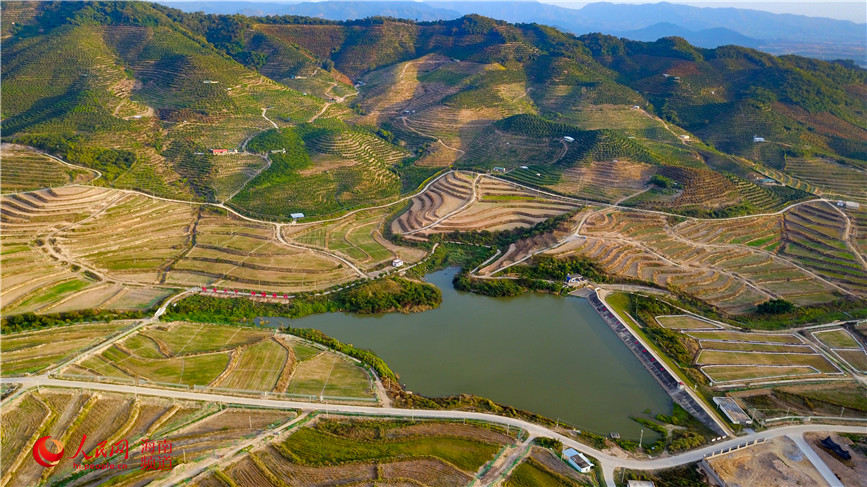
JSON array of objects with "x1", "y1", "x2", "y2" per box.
[
  {"x1": 753, "y1": 136, "x2": 766, "y2": 143},
  {"x1": 563, "y1": 136, "x2": 575, "y2": 143},
  {"x1": 520, "y1": 165, "x2": 529, "y2": 169},
  {"x1": 493, "y1": 166, "x2": 506, "y2": 173},
  {"x1": 290, "y1": 212, "x2": 305, "y2": 220},
  {"x1": 679, "y1": 135, "x2": 690, "y2": 141},
  {"x1": 837, "y1": 201, "x2": 860, "y2": 210},
  {"x1": 631, "y1": 105, "x2": 640, "y2": 110},
  {"x1": 563, "y1": 448, "x2": 593, "y2": 473},
  {"x1": 392, "y1": 258, "x2": 404, "y2": 267}
]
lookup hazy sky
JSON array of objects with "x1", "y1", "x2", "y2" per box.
[{"x1": 542, "y1": 1, "x2": 866, "y2": 22}]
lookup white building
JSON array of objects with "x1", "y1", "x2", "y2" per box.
[
  {"x1": 753, "y1": 136, "x2": 766, "y2": 143},
  {"x1": 563, "y1": 448, "x2": 593, "y2": 473},
  {"x1": 392, "y1": 258, "x2": 404, "y2": 267},
  {"x1": 563, "y1": 136, "x2": 575, "y2": 143},
  {"x1": 290, "y1": 212, "x2": 305, "y2": 220}
]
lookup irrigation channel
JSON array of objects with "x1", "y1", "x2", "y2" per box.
[{"x1": 257, "y1": 268, "x2": 671, "y2": 440}]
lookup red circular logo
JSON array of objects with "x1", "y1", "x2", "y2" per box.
[{"x1": 32, "y1": 436, "x2": 64, "y2": 467}]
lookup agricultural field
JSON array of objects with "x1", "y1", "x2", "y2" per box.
[
  {"x1": 672, "y1": 325, "x2": 844, "y2": 385},
  {"x1": 61, "y1": 322, "x2": 376, "y2": 400},
  {"x1": 0, "y1": 186, "x2": 177, "y2": 315},
  {"x1": 0, "y1": 144, "x2": 95, "y2": 193},
  {"x1": 1, "y1": 321, "x2": 133, "y2": 376},
  {"x1": 0, "y1": 388, "x2": 296, "y2": 487},
  {"x1": 285, "y1": 201, "x2": 426, "y2": 272},
  {"x1": 192, "y1": 417, "x2": 517, "y2": 487},
  {"x1": 505, "y1": 446, "x2": 594, "y2": 487},
  {"x1": 812, "y1": 328, "x2": 867, "y2": 373}
]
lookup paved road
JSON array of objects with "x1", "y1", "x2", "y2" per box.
[
  {"x1": 3, "y1": 376, "x2": 864, "y2": 486},
  {"x1": 787, "y1": 433, "x2": 842, "y2": 487}
]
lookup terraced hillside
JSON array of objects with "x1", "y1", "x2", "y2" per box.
[
  {"x1": 61, "y1": 322, "x2": 375, "y2": 400},
  {"x1": 0, "y1": 144, "x2": 96, "y2": 193},
  {"x1": 230, "y1": 124, "x2": 409, "y2": 219},
  {"x1": 782, "y1": 158, "x2": 867, "y2": 204},
  {"x1": 167, "y1": 210, "x2": 358, "y2": 292},
  {"x1": 0, "y1": 186, "x2": 175, "y2": 315},
  {"x1": 394, "y1": 174, "x2": 581, "y2": 238},
  {"x1": 543, "y1": 205, "x2": 854, "y2": 312},
  {"x1": 285, "y1": 206, "x2": 427, "y2": 272}
]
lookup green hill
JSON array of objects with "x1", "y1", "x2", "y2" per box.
[{"x1": 2, "y1": 1, "x2": 864, "y2": 216}]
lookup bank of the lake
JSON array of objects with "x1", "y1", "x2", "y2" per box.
[{"x1": 262, "y1": 268, "x2": 671, "y2": 439}]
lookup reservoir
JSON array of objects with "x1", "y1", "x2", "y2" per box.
[{"x1": 266, "y1": 267, "x2": 671, "y2": 439}]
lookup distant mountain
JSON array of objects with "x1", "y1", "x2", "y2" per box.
[
  {"x1": 614, "y1": 22, "x2": 761, "y2": 49},
  {"x1": 160, "y1": 1, "x2": 866, "y2": 64}
]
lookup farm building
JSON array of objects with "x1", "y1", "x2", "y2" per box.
[
  {"x1": 563, "y1": 136, "x2": 575, "y2": 143},
  {"x1": 520, "y1": 165, "x2": 529, "y2": 169},
  {"x1": 631, "y1": 105, "x2": 641, "y2": 110},
  {"x1": 290, "y1": 212, "x2": 305, "y2": 219},
  {"x1": 392, "y1": 258, "x2": 404, "y2": 267},
  {"x1": 753, "y1": 136, "x2": 766, "y2": 142},
  {"x1": 713, "y1": 397, "x2": 752, "y2": 425},
  {"x1": 270, "y1": 148, "x2": 286, "y2": 154},
  {"x1": 211, "y1": 149, "x2": 229, "y2": 155},
  {"x1": 492, "y1": 166, "x2": 506, "y2": 173},
  {"x1": 563, "y1": 448, "x2": 593, "y2": 473},
  {"x1": 757, "y1": 177, "x2": 777, "y2": 185},
  {"x1": 627, "y1": 481, "x2": 655, "y2": 487},
  {"x1": 678, "y1": 135, "x2": 690, "y2": 141}
]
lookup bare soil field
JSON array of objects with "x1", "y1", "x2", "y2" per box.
[
  {"x1": 704, "y1": 437, "x2": 827, "y2": 487},
  {"x1": 804, "y1": 432, "x2": 867, "y2": 487}
]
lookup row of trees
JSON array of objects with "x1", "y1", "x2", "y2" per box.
[{"x1": 1, "y1": 309, "x2": 147, "y2": 334}]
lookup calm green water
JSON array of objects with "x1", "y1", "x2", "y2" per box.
[{"x1": 265, "y1": 268, "x2": 671, "y2": 439}]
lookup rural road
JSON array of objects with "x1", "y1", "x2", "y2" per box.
[{"x1": 3, "y1": 375, "x2": 864, "y2": 486}]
